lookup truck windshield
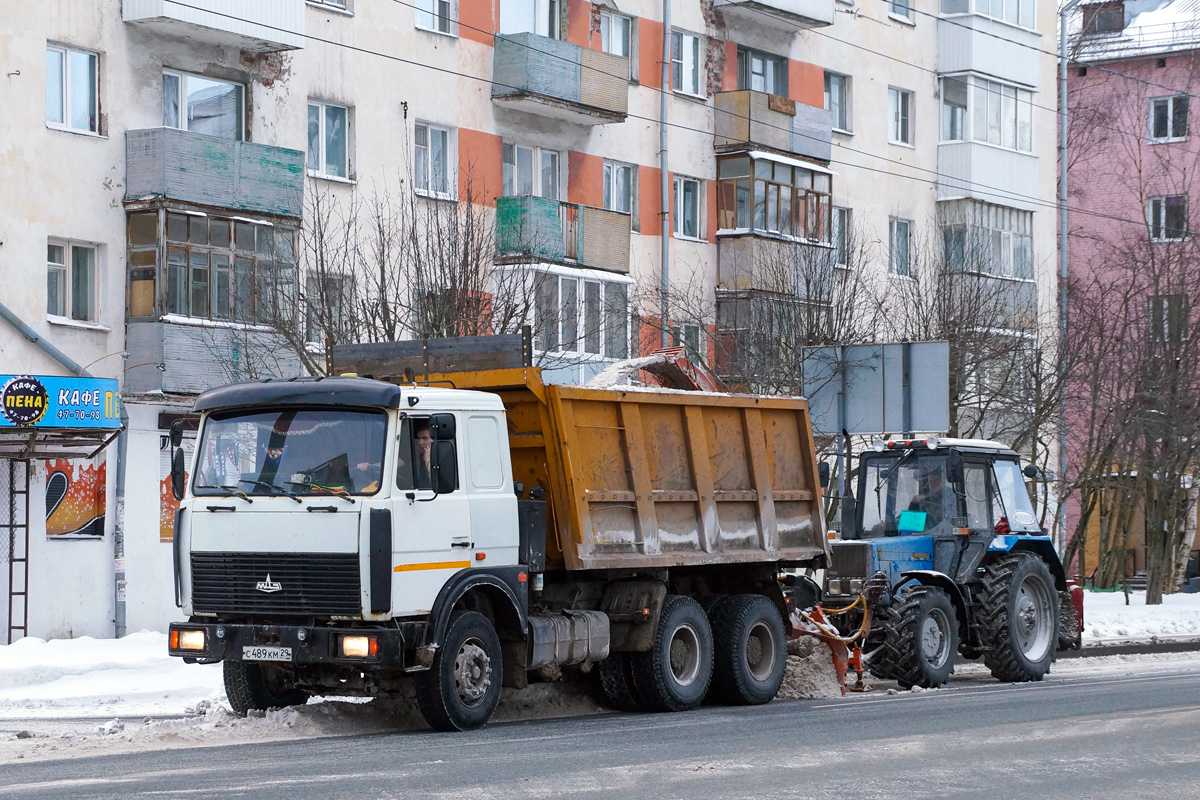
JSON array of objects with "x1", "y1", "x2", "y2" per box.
[
  {"x1": 193, "y1": 408, "x2": 388, "y2": 497},
  {"x1": 861, "y1": 454, "x2": 948, "y2": 537},
  {"x1": 992, "y1": 459, "x2": 1040, "y2": 532}
]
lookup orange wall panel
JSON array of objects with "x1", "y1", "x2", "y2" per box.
[
  {"x1": 639, "y1": 165, "x2": 662, "y2": 237},
  {"x1": 459, "y1": 128, "x2": 503, "y2": 205},
  {"x1": 639, "y1": 18, "x2": 663, "y2": 90},
  {"x1": 461, "y1": 0, "x2": 498, "y2": 46},
  {"x1": 567, "y1": 0, "x2": 596, "y2": 48},
  {"x1": 722, "y1": 40, "x2": 738, "y2": 91},
  {"x1": 568, "y1": 151, "x2": 604, "y2": 207},
  {"x1": 789, "y1": 59, "x2": 824, "y2": 108}
]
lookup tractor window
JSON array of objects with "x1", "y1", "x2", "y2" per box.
[
  {"x1": 963, "y1": 463, "x2": 993, "y2": 531},
  {"x1": 861, "y1": 454, "x2": 947, "y2": 536},
  {"x1": 993, "y1": 460, "x2": 1040, "y2": 531}
]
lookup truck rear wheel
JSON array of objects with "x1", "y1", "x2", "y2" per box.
[
  {"x1": 596, "y1": 653, "x2": 642, "y2": 711},
  {"x1": 223, "y1": 661, "x2": 308, "y2": 716},
  {"x1": 416, "y1": 610, "x2": 503, "y2": 731},
  {"x1": 710, "y1": 594, "x2": 787, "y2": 705},
  {"x1": 630, "y1": 595, "x2": 713, "y2": 712},
  {"x1": 977, "y1": 554, "x2": 1058, "y2": 682},
  {"x1": 870, "y1": 585, "x2": 958, "y2": 689}
]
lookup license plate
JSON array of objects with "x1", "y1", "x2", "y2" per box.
[{"x1": 243, "y1": 645, "x2": 292, "y2": 662}]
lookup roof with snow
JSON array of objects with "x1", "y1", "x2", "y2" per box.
[{"x1": 1068, "y1": 0, "x2": 1200, "y2": 62}]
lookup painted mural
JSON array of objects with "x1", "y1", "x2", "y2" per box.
[{"x1": 44, "y1": 456, "x2": 106, "y2": 538}]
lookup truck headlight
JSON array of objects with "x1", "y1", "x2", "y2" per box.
[
  {"x1": 171, "y1": 629, "x2": 206, "y2": 651},
  {"x1": 827, "y1": 579, "x2": 842, "y2": 595},
  {"x1": 341, "y1": 635, "x2": 378, "y2": 658}
]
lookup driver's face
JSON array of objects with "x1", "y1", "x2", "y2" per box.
[{"x1": 415, "y1": 429, "x2": 433, "y2": 455}]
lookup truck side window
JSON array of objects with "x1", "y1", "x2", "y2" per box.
[
  {"x1": 963, "y1": 463, "x2": 992, "y2": 531},
  {"x1": 396, "y1": 417, "x2": 435, "y2": 491},
  {"x1": 467, "y1": 415, "x2": 504, "y2": 490}
]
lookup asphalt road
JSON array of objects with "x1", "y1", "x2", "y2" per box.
[{"x1": 4, "y1": 665, "x2": 1199, "y2": 800}]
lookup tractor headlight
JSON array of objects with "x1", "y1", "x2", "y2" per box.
[{"x1": 827, "y1": 579, "x2": 842, "y2": 595}]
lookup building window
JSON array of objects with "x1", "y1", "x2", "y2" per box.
[
  {"x1": 416, "y1": 0, "x2": 455, "y2": 34},
  {"x1": 1149, "y1": 95, "x2": 1189, "y2": 142},
  {"x1": 309, "y1": 0, "x2": 350, "y2": 9},
  {"x1": 307, "y1": 102, "x2": 350, "y2": 179},
  {"x1": 1149, "y1": 194, "x2": 1188, "y2": 241},
  {"x1": 603, "y1": 161, "x2": 634, "y2": 215},
  {"x1": 972, "y1": 78, "x2": 1033, "y2": 152},
  {"x1": 499, "y1": 0, "x2": 560, "y2": 39},
  {"x1": 673, "y1": 323, "x2": 702, "y2": 362},
  {"x1": 941, "y1": 77, "x2": 968, "y2": 141},
  {"x1": 716, "y1": 155, "x2": 832, "y2": 241},
  {"x1": 162, "y1": 71, "x2": 244, "y2": 141},
  {"x1": 534, "y1": 270, "x2": 629, "y2": 358},
  {"x1": 889, "y1": 0, "x2": 913, "y2": 22},
  {"x1": 47, "y1": 241, "x2": 97, "y2": 322},
  {"x1": 415, "y1": 122, "x2": 452, "y2": 197},
  {"x1": 672, "y1": 32, "x2": 702, "y2": 97},
  {"x1": 1149, "y1": 293, "x2": 1187, "y2": 344},
  {"x1": 888, "y1": 88, "x2": 913, "y2": 144},
  {"x1": 127, "y1": 210, "x2": 297, "y2": 323},
  {"x1": 1083, "y1": 2, "x2": 1124, "y2": 35},
  {"x1": 738, "y1": 48, "x2": 786, "y2": 96},
  {"x1": 503, "y1": 144, "x2": 559, "y2": 198},
  {"x1": 306, "y1": 274, "x2": 346, "y2": 344},
  {"x1": 889, "y1": 218, "x2": 912, "y2": 277},
  {"x1": 941, "y1": 200, "x2": 1034, "y2": 279},
  {"x1": 674, "y1": 176, "x2": 702, "y2": 239},
  {"x1": 832, "y1": 207, "x2": 851, "y2": 266},
  {"x1": 825, "y1": 72, "x2": 850, "y2": 132},
  {"x1": 601, "y1": 11, "x2": 631, "y2": 58},
  {"x1": 965, "y1": 0, "x2": 1036, "y2": 28},
  {"x1": 45, "y1": 44, "x2": 98, "y2": 134}
]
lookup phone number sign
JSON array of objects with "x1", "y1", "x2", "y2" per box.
[{"x1": 0, "y1": 375, "x2": 121, "y2": 429}]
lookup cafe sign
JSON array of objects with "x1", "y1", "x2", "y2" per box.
[{"x1": 0, "y1": 375, "x2": 121, "y2": 429}]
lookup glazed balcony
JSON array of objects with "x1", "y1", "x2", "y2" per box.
[
  {"x1": 123, "y1": 0, "x2": 304, "y2": 52},
  {"x1": 496, "y1": 196, "x2": 631, "y2": 273},
  {"x1": 491, "y1": 33, "x2": 629, "y2": 125}
]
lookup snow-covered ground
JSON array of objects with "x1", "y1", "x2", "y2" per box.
[{"x1": 1, "y1": 589, "x2": 1197, "y2": 763}]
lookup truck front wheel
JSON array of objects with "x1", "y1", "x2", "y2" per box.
[
  {"x1": 976, "y1": 554, "x2": 1058, "y2": 682},
  {"x1": 630, "y1": 595, "x2": 713, "y2": 712},
  {"x1": 709, "y1": 594, "x2": 787, "y2": 705},
  {"x1": 224, "y1": 661, "x2": 308, "y2": 716},
  {"x1": 416, "y1": 610, "x2": 503, "y2": 732}
]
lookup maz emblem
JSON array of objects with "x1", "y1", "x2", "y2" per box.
[{"x1": 255, "y1": 574, "x2": 282, "y2": 593}]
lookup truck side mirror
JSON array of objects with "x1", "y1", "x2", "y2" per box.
[
  {"x1": 169, "y1": 419, "x2": 184, "y2": 448},
  {"x1": 430, "y1": 413, "x2": 456, "y2": 441},
  {"x1": 431, "y1": 440, "x2": 458, "y2": 494},
  {"x1": 818, "y1": 462, "x2": 830, "y2": 490},
  {"x1": 170, "y1": 447, "x2": 187, "y2": 501},
  {"x1": 1023, "y1": 464, "x2": 1039, "y2": 479}
]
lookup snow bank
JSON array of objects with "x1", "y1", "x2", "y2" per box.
[{"x1": 1083, "y1": 590, "x2": 1200, "y2": 642}]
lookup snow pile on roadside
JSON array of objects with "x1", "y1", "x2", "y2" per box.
[
  {"x1": 1083, "y1": 590, "x2": 1200, "y2": 642},
  {"x1": 778, "y1": 636, "x2": 843, "y2": 700}
]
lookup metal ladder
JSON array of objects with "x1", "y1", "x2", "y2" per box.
[{"x1": 4, "y1": 460, "x2": 29, "y2": 645}]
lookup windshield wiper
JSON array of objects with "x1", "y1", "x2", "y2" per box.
[
  {"x1": 239, "y1": 479, "x2": 303, "y2": 503},
  {"x1": 309, "y1": 484, "x2": 356, "y2": 504},
  {"x1": 194, "y1": 485, "x2": 254, "y2": 503}
]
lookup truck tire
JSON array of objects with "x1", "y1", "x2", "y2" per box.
[
  {"x1": 1058, "y1": 591, "x2": 1082, "y2": 651},
  {"x1": 415, "y1": 610, "x2": 503, "y2": 731},
  {"x1": 709, "y1": 594, "x2": 787, "y2": 705},
  {"x1": 976, "y1": 554, "x2": 1058, "y2": 682},
  {"x1": 870, "y1": 585, "x2": 958, "y2": 689},
  {"x1": 629, "y1": 595, "x2": 713, "y2": 712},
  {"x1": 596, "y1": 653, "x2": 642, "y2": 711},
  {"x1": 223, "y1": 661, "x2": 308, "y2": 716}
]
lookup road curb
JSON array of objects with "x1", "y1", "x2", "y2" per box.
[{"x1": 1058, "y1": 639, "x2": 1200, "y2": 658}]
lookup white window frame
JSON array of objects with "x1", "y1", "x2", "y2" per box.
[
  {"x1": 889, "y1": 0, "x2": 914, "y2": 23},
  {"x1": 45, "y1": 43, "x2": 99, "y2": 135},
  {"x1": 965, "y1": 0, "x2": 1036, "y2": 30},
  {"x1": 888, "y1": 87, "x2": 913, "y2": 145},
  {"x1": 674, "y1": 175, "x2": 703, "y2": 240},
  {"x1": 603, "y1": 161, "x2": 635, "y2": 217},
  {"x1": 833, "y1": 206, "x2": 851, "y2": 267},
  {"x1": 307, "y1": 0, "x2": 351, "y2": 11},
  {"x1": 940, "y1": 76, "x2": 969, "y2": 142},
  {"x1": 162, "y1": 69, "x2": 245, "y2": 141},
  {"x1": 499, "y1": 0, "x2": 561, "y2": 39},
  {"x1": 415, "y1": 122, "x2": 455, "y2": 199},
  {"x1": 503, "y1": 143, "x2": 560, "y2": 199},
  {"x1": 672, "y1": 31, "x2": 703, "y2": 98},
  {"x1": 1149, "y1": 95, "x2": 1189, "y2": 143},
  {"x1": 825, "y1": 72, "x2": 851, "y2": 133},
  {"x1": 889, "y1": 217, "x2": 912, "y2": 277},
  {"x1": 1148, "y1": 194, "x2": 1188, "y2": 242},
  {"x1": 46, "y1": 239, "x2": 99, "y2": 323},
  {"x1": 307, "y1": 101, "x2": 352, "y2": 180},
  {"x1": 971, "y1": 77, "x2": 1034, "y2": 153},
  {"x1": 415, "y1": 0, "x2": 456, "y2": 36},
  {"x1": 600, "y1": 11, "x2": 632, "y2": 60},
  {"x1": 531, "y1": 266, "x2": 632, "y2": 359}
]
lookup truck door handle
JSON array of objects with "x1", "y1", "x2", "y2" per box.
[{"x1": 451, "y1": 541, "x2": 473, "y2": 549}]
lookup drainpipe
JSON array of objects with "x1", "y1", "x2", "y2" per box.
[
  {"x1": 0, "y1": 299, "x2": 129, "y2": 637},
  {"x1": 660, "y1": 0, "x2": 672, "y2": 349}
]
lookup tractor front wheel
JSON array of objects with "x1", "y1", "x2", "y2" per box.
[{"x1": 870, "y1": 585, "x2": 958, "y2": 689}]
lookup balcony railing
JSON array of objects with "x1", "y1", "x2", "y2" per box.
[
  {"x1": 123, "y1": 0, "x2": 304, "y2": 52},
  {"x1": 496, "y1": 196, "x2": 631, "y2": 273},
  {"x1": 492, "y1": 33, "x2": 629, "y2": 125},
  {"x1": 937, "y1": 141, "x2": 1038, "y2": 212},
  {"x1": 716, "y1": 0, "x2": 834, "y2": 29},
  {"x1": 714, "y1": 91, "x2": 832, "y2": 162},
  {"x1": 125, "y1": 128, "x2": 305, "y2": 218}
]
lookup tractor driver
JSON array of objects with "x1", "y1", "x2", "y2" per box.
[{"x1": 909, "y1": 464, "x2": 947, "y2": 527}]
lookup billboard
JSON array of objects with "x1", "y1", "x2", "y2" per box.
[{"x1": 0, "y1": 375, "x2": 121, "y2": 429}]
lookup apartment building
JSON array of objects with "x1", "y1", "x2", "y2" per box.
[{"x1": 0, "y1": 0, "x2": 1058, "y2": 639}]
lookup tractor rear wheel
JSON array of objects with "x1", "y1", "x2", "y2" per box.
[
  {"x1": 870, "y1": 585, "x2": 958, "y2": 689},
  {"x1": 1057, "y1": 591, "x2": 1082, "y2": 651},
  {"x1": 976, "y1": 554, "x2": 1058, "y2": 682}
]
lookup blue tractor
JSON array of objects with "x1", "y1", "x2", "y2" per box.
[{"x1": 822, "y1": 437, "x2": 1070, "y2": 688}]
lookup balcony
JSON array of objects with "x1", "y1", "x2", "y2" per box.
[
  {"x1": 937, "y1": 142, "x2": 1038, "y2": 212},
  {"x1": 937, "y1": 15, "x2": 1040, "y2": 88},
  {"x1": 125, "y1": 321, "x2": 301, "y2": 395},
  {"x1": 123, "y1": 0, "x2": 304, "y2": 52},
  {"x1": 714, "y1": 0, "x2": 834, "y2": 29},
  {"x1": 717, "y1": 236, "x2": 835, "y2": 293},
  {"x1": 125, "y1": 128, "x2": 305, "y2": 218},
  {"x1": 491, "y1": 33, "x2": 629, "y2": 125},
  {"x1": 714, "y1": 91, "x2": 832, "y2": 162},
  {"x1": 496, "y1": 196, "x2": 631, "y2": 273}
]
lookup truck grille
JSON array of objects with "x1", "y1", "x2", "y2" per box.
[
  {"x1": 191, "y1": 552, "x2": 361, "y2": 616},
  {"x1": 828, "y1": 541, "x2": 872, "y2": 579}
]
